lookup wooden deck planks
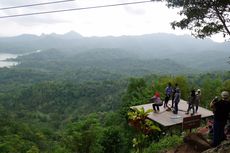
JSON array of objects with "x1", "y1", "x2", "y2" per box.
[{"x1": 131, "y1": 99, "x2": 213, "y2": 127}]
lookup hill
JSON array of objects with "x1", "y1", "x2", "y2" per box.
[
  {"x1": 15, "y1": 48, "x2": 194, "y2": 76},
  {"x1": 0, "y1": 32, "x2": 229, "y2": 72}
]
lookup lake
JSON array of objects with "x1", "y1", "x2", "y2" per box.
[{"x1": 0, "y1": 53, "x2": 18, "y2": 68}]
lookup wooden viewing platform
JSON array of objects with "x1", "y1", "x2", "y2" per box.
[{"x1": 131, "y1": 99, "x2": 213, "y2": 127}]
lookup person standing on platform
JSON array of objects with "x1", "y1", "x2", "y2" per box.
[
  {"x1": 171, "y1": 83, "x2": 178, "y2": 108},
  {"x1": 195, "y1": 89, "x2": 201, "y2": 113},
  {"x1": 164, "y1": 82, "x2": 172, "y2": 108},
  {"x1": 186, "y1": 89, "x2": 196, "y2": 116},
  {"x1": 210, "y1": 91, "x2": 230, "y2": 147},
  {"x1": 173, "y1": 86, "x2": 181, "y2": 114}
]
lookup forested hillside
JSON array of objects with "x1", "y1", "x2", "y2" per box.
[
  {"x1": 1, "y1": 32, "x2": 229, "y2": 72},
  {"x1": 0, "y1": 32, "x2": 229, "y2": 153},
  {"x1": 0, "y1": 62, "x2": 230, "y2": 152},
  {"x1": 14, "y1": 49, "x2": 194, "y2": 76}
]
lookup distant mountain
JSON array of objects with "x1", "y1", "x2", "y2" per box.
[
  {"x1": 1, "y1": 32, "x2": 227, "y2": 54},
  {"x1": 41, "y1": 31, "x2": 83, "y2": 40},
  {"x1": 0, "y1": 32, "x2": 229, "y2": 72}
]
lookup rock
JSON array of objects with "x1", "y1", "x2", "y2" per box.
[
  {"x1": 202, "y1": 140, "x2": 230, "y2": 153},
  {"x1": 174, "y1": 143, "x2": 199, "y2": 153},
  {"x1": 183, "y1": 133, "x2": 211, "y2": 152}
]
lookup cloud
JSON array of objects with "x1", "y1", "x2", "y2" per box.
[
  {"x1": 0, "y1": 0, "x2": 20, "y2": 6},
  {"x1": 0, "y1": 0, "x2": 78, "y2": 24},
  {"x1": 0, "y1": 0, "x2": 195, "y2": 40},
  {"x1": 123, "y1": 5, "x2": 146, "y2": 15}
]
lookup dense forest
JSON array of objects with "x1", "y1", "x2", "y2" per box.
[
  {"x1": 0, "y1": 33, "x2": 229, "y2": 153},
  {"x1": 0, "y1": 33, "x2": 229, "y2": 72}
]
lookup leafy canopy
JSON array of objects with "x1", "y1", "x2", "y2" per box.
[{"x1": 155, "y1": 0, "x2": 230, "y2": 39}]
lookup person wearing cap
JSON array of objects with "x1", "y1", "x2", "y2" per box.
[
  {"x1": 210, "y1": 91, "x2": 230, "y2": 147},
  {"x1": 195, "y1": 89, "x2": 201, "y2": 113}
]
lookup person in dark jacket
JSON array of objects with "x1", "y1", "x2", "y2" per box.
[
  {"x1": 173, "y1": 86, "x2": 180, "y2": 114},
  {"x1": 210, "y1": 91, "x2": 230, "y2": 147},
  {"x1": 186, "y1": 89, "x2": 196, "y2": 116},
  {"x1": 171, "y1": 83, "x2": 178, "y2": 108},
  {"x1": 164, "y1": 82, "x2": 172, "y2": 108}
]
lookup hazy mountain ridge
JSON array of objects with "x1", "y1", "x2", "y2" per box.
[
  {"x1": 0, "y1": 32, "x2": 228, "y2": 54},
  {"x1": 0, "y1": 32, "x2": 229, "y2": 72}
]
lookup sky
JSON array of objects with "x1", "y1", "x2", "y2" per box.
[{"x1": 0, "y1": 0, "x2": 224, "y2": 42}]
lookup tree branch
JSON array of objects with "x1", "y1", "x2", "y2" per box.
[{"x1": 214, "y1": 5, "x2": 230, "y2": 36}]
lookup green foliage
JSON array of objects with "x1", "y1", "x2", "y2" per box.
[
  {"x1": 1, "y1": 80, "x2": 126, "y2": 128},
  {"x1": 132, "y1": 134, "x2": 149, "y2": 153},
  {"x1": 165, "y1": 0, "x2": 230, "y2": 39},
  {"x1": 26, "y1": 146, "x2": 39, "y2": 153},
  {"x1": 143, "y1": 135, "x2": 183, "y2": 153},
  {"x1": 200, "y1": 77, "x2": 223, "y2": 108},
  {"x1": 0, "y1": 57, "x2": 229, "y2": 153},
  {"x1": 62, "y1": 114, "x2": 103, "y2": 153},
  {"x1": 121, "y1": 78, "x2": 150, "y2": 117},
  {"x1": 100, "y1": 126, "x2": 127, "y2": 153},
  {"x1": 174, "y1": 76, "x2": 190, "y2": 99},
  {"x1": 128, "y1": 107, "x2": 160, "y2": 135},
  {"x1": 128, "y1": 107, "x2": 153, "y2": 121},
  {"x1": 144, "y1": 120, "x2": 161, "y2": 132},
  {"x1": 222, "y1": 79, "x2": 230, "y2": 92},
  {"x1": 126, "y1": 78, "x2": 148, "y2": 103}
]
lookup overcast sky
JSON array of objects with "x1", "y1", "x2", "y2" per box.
[{"x1": 0, "y1": 0, "x2": 224, "y2": 42}]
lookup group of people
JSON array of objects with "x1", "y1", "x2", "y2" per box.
[
  {"x1": 163, "y1": 82, "x2": 181, "y2": 114},
  {"x1": 150, "y1": 82, "x2": 181, "y2": 114},
  {"x1": 151, "y1": 82, "x2": 202, "y2": 115},
  {"x1": 149, "y1": 82, "x2": 230, "y2": 147}
]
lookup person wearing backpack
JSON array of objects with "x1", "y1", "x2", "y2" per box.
[{"x1": 163, "y1": 82, "x2": 172, "y2": 108}]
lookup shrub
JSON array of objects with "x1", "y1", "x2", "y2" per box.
[{"x1": 143, "y1": 135, "x2": 183, "y2": 153}]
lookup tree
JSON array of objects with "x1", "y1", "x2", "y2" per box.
[
  {"x1": 173, "y1": 76, "x2": 190, "y2": 100},
  {"x1": 155, "y1": 0, "x2": 230, "y2": 39},
  {"x1": 201, "y1": 76, "x2": 222, "y2": 107},
  {"x1": 222, "y1": 79, "x2": 230, "y2": 91},
  {"x1": 100, "y1": 127, "x2": 125, "y2": 153},
  {"x1": 62, "y1": 114, "x2": 103, "y2": 153},
  {"x1": 26, "y1": 146, "x2": 39, "y2": 153}
]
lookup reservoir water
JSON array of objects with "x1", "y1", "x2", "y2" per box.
[{"x1": 0, "y1": 53, "x2": 18, "y2": 68}]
